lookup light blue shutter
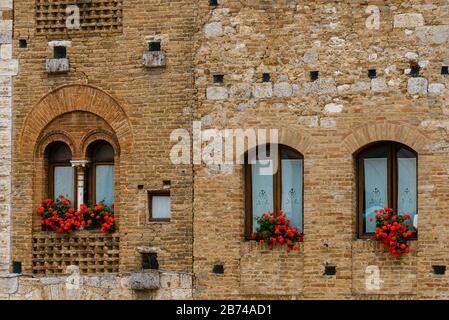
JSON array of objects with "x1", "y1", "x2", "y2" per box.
[
  {"x1": 281, "y1": 159, "x2": 303, "y2": 231},
  {"x1": 251, "y1": 161, "x2": 274, "y2": 231},
  {"x1": 95, "y1": 165, "x2": 115, "y2": 206},
  {"x1": 397, "y1": 158, "x2": 417, "y2": 227},
  {"x1": 364, "y1": 158, "x2": 388, "y2": 233},
  {"x1": 152, "y1": 196, "x2": 171, "y2": 219},
  {"x1": 54, "y1": 166, "x2": 75, "y2": 204}
]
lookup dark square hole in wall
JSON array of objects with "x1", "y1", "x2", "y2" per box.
[
  {"x1": 324, "y1": 265, "x2": 336, "y2": 276},
  {"x1": 212, "y1": 264, "x2": 224, "y2": 274},
  {"x1": 54, "y1": 46, "x2": 67, "y2": 59},
  {"x1": 163, "y1": 180, "x2": 171, "y2": 189},
  {"x1": 12, "y1": 261, "x2": 22, "y2": 274},
  {"x1": 149, "y1": 41, "x2": 161, "y2": 52},
  {"x1": 137, "y1": 184, "x2": 144, "y2": 190},
  {"x1": 442, "y1": 66, "x2": 449, "y2": 75},
  {"x1": 209, "y1": 0, "x2": 218, "y2": 6},
  {"x1": 141, "y1": 253, "x2": 159, "y2": 270},
  {"x1": 310, "y1": 71, "x2": 319, "y2": 82},
  {"x1": 368, "y1": 69, "x2": 377, "y2": 79},
  {"x1": 19, "y1": 39, "x2": 27, "y2": 48},
  {"x1": 433, "y1": 265, "x2": 446, "y2": 275},
  {"x1": 213, "y1": 74, "x2": 224, "y2": 84},
  {"x1": 410, "y1": 65, "x2": 421, "y2": 77},
  {"x1": 262, "y1": 73, "x2": 271, "y2": 82}
]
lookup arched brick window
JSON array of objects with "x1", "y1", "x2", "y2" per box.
[
  {"x1": 357, "y1": 141, "x2": 417, "y2": 237},
  {"x1": 87, "y1": 140, "x2": 115, "y2": 206},
  {"x1": 46, "y1": 141, "x2": 75, "y2": 204},
  {"x1": 245, "y1": 144, "x2": 304, "y2": 237}
]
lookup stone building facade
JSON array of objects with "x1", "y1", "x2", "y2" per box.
[{"x1": 1, "y1": 0, "x2": 449, "y2": 299}]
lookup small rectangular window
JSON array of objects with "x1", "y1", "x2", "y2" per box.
[
  {"x1": 262, "y1": 73, "x2": 271, "y2": 82},
  {"x1": 213, "y1": 74, "x2": 224, "y2": 84},
  {"x1": 310, "y1": 71, "x2": 319, "y2": 82},
  {"x1": 442, "y1": 66, "x2": 449, "y2": 75},
  {"x1": 148, "y1": 191, "x2": 171, "y2": 221},
  {"x1": 368, "y1": 69, "x2": 377, "y2": 79},
  {"x1": 19, "y1": 39, "x2": 27, "y2": 48},
  {"x1": 54, "y1": 46, "x2": 67, "y2": 59},
  {"x1": 209, "y1": 0, "x2": 218, "y2": 6},
  {"x1": 149, "y1": 41, "x2": 161, "y2": 52}
]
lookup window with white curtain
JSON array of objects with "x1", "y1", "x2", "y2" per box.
[
  {"x1": 48, "y1": 142, "x2": 75, "y2": 204},
  {"x1": 245, "y1": 144, "x2": 304, "y2": 236},
  {"x1": 357, "y1": 141, "x2": 417, "y2": 237},
  {"x1": 148, "y1": 191, "x2": 171, "y2": 221},
  {"x1": 89, "y1": 141, "x2": 115, "y2": 206}
]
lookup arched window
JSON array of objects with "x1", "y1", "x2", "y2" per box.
[
  {"x1": 88, "y1": 141, "x2": 115, "y2": 206},
  {"x1": 245, "y1": 144, "x2": 304, "y2": 237},
  {"x1": 357, "y1": 141, "x2": 417, "y2": 237},
  {"x1": 47, "y1": 142, "x2": 75, "y2": 204}
]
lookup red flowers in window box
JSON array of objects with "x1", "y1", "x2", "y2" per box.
[
  {"x1": 372, "y1": 208, "x2": 414, "y2": 258},
  {"x1": 251, "y1": 211, "x2": 303, "y2": 252},
  {"x1": 37, "y1": 195, "x2": 116, "y2": 234}
]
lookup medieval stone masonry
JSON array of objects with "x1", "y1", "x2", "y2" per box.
[{"x1": 1, "y1": 0, "x2": 449, "y2": 300}]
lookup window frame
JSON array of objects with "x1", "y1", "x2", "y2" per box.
[
  {"x1": 88, "y1": 141, "x2": 115, "y2": 206},
  {"x1": 49, "y1": 163, "x2": 77, "y2": 206},
  {"x1": 244, "y1": 144, "x2": 304, "y2": 239},
  {"x1": 148, "y1": 190, "x2": 171, "y2": 223},
  {"x1": 356, "y1": 141, "x2": 418, "y2": 239}
]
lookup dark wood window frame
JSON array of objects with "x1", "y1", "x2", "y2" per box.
[
  {"x1": 356, "y1": 141, "x2": 418, "y2": 239},
  {"x1": 87, "y1": 141, "x2": 115, "y2": 205},
  {"x1": 148, "y1": 190, "x2": 171, "y2": 222},
  {"x1": 244, "y1": 144, "x2": 304, "y2": 239}
]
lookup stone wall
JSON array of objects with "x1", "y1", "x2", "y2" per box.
[
  {"x1": 0, "y1": 0, "x2": 17, "y2": 273},
  {"x1": 1, "y1": 270, "x2": 193, "y2": 300},
  {"x1": 192, "y1": 1, "x2": 449, "y2": 299}
]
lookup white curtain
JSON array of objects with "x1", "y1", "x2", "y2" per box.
[
  {"x1": 251, "y1": 161, "x2": 274, "y2": 231},
  {"x1": 152, "y1": 196, "x2": 171, "y2": 219},
  {"x1": 281, "y1": 159, "x2": 303, "y2": 231},
  {"x1": 364, "y1": 158, "x2": 388, "y2": 233},
  {"x1": 397, "y1": 158, "x2": 417, "y2": 226},
  {"x1": 95, "y1": 165, "x2": 115, "y2": 206},
  {"x1": 54, "y1": 166, "x2": 74, "y2": 204}
]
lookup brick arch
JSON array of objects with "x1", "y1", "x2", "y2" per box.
[
  {"x1": 342, "y1": 122, "x2": 428, "y2": 155},
  {"x1": 35, "y1": 130, "x2": 77, "y2": 158},
  {"x1": 81, "y1": 129, "x2": 120, "y2": 158},
  {"x1": 19, "y1": 84, "x2": 133, "y2": 158},
  {"x1": 235, "y1": 128, "x2": 314, "y2": 159}
]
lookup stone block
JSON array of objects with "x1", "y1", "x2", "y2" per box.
[
  {"x1": 206, "y1": 87, "x2": 228, "y2": 100},
  {"x1": 252, "y1": 83, "x2": 273, "y2": 99},
  {"x1": 46, "y1": 58, "x2": 69, "y2": 74},
  {"x1": 124, "y1": 271, "x2": 160, "y2": 290},
  {"x1": 143, "y1": 51, "x2": 166, "y2": 68},
  {"x1": 407, "y1": 77, "x2": 428, "y2": 95},
  {"x1": 393, "y1": 13, "x2": 425, "y2": 28},
  {"x1": 0, "y1": 273, "x2": 19, "y2": 294}
]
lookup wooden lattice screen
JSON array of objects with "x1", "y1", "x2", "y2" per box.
[
  {"x1": 35, "y1": 0, "x2": 123, "y2": 34},
  {"x1": 32, "y1": 232, "x2": 120, "y2": 275}
]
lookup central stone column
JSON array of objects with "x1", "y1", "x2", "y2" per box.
[{"x1": 71, "y1": 160, "x2": 90, "y2": 210}]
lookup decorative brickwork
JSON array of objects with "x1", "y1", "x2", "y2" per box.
[
  {"x1": 35, "y1": 0, "x2": 123, "y2": 34},
  {"x1": 32, "y1": 232, "x2": 119, "y2": 275}
]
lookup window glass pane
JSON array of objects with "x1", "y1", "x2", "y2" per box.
[
  {"x1": 93, "y1": 143, "x2": 114, "y2": 162},
  {"x1": 397, "y1": 148, "x2": 417, "y2": 228},
  {"x1": 281, "y1": 159, "x2": 303, "y2": 231},
  {"x1": 364, "y1": 158, "x2": 388, "y2": 233},
  {"x1": 49, "y1": 143, "x2": 71, "y2": 163},
  {"x1": 95, "y1": 165, "x2": 114, "y2": 206},
  {"x1": 251, "y1": 161, "x2": 274, "y2": 231},
  {"x1": 152, "y1": 196, "x2": 171, "y2": 219},
  {"x1": 54, "y1": 166, "x2": 74, "y2": 204}
]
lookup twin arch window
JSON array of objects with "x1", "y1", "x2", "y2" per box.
[
  {"x1": 47, "y1": 140, "x2": 115, "y2": 207},
  {"x1": 245, "y1": 142, "x2": 418, "y2": 238}
]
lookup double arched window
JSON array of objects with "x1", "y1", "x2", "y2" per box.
[
  {"x1": 245, "y1": 144, "x2": 304, "y2": 237},
  {"x1": 45, "y1": 140, "x2": 115, "y2": 208},
  {"x1": 357, "y1": 141, "x2": 417, "y2": 236}
]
